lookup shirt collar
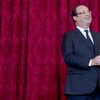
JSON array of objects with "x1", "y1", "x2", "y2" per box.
[{"x1": 76, "y1": 26, "x2": 90, "y2": 32}]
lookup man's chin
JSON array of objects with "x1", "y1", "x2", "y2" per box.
[{"x1": 85, "y1": 20, "x2": 92, "y2": 24}]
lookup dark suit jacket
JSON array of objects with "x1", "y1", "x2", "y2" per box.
[{"x1": 62, "y1": 28, "x2": 100, "y2": 95}]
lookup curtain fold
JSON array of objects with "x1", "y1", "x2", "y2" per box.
[{"x1": 0, "y1": 0, "x2": 100, "y2": 100}]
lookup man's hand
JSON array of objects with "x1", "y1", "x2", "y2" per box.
[{"x1": 91, "y1": 55, "x2": 100, "y2": 66}]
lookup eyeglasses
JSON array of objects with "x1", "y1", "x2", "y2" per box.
[{"x1": 76, "y1": 11, "x2": 92, "y2": 15}]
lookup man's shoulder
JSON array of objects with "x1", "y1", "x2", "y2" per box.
[
  {"x1": 91, "y1": 31, "x2": 100, "y2": 43},
  {"x1": 63, "y1": 29, "x2": 76, "y2": 36},
  {"x1": 90, "y1": 30, "x2": 100, "y2": 37},
  {"x1": 91, "y1": 30, "x2": 100, "y2": 34}
]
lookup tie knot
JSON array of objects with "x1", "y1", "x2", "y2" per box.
[{"x1": 84, "y1": 30, "x2": 88, "y2": 34}]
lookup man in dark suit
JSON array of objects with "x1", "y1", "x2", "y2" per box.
[{"x1": 62, "y1": 5, "x2": 100, "y2": 100}]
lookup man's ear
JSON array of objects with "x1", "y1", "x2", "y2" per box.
[{"x1": 73, "y1": 16, "x2": 77, "y2": 22}]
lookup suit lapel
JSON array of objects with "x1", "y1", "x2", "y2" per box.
[{"x1": 75, "y1": 28, "x2": 95, "y2": 53}]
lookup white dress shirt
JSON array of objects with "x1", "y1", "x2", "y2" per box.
[{"x1": 76, "y1": 26, "x2": 94, "y2": 44}]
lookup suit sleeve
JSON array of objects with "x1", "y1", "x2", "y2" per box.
[{"x1": 61, "y1": 32, "x2": 91, "y2": 70}]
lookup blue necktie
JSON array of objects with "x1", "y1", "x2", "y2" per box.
[
  {"x1": 84, "y1": 30, "x2": 94, "y2": 52},
  {"x1": 84, "y1": 30, "x2": 93, "y2": 44}
]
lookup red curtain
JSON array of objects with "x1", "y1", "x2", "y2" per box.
[{"x1": 0, "y1": 0, "x2": 100, "y2": 100}]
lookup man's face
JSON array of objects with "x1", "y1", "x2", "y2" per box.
[{"x1": 74, "y1": 5, "x2": 92, "y2": 25}]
